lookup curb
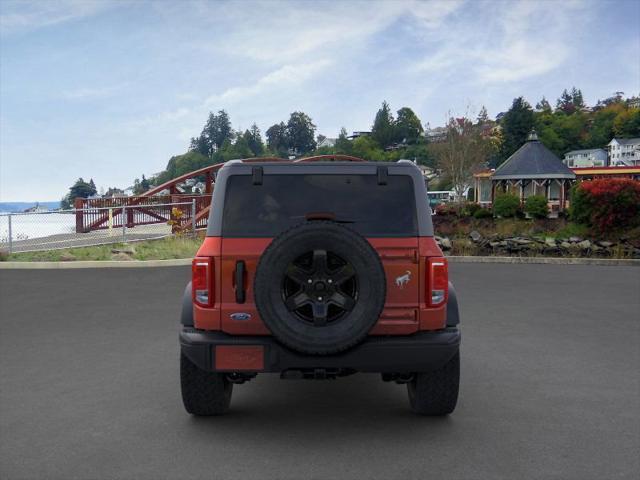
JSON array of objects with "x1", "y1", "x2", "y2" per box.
[
  {"x1": 1, "y1": 256, "x2": 638, "y2": 269},
  {"x1": 0, "y1": 258, "x2": 192, "y2": 269},
  {"x1": 446, "y1": 256, "x2": 640, "y2": 266}
]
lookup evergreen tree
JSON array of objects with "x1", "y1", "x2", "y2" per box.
[
  {"x1": 571, "y1": 87, "x2": 585, "y2": 110},
  {"x1": 371, "y1": 101, "x2": 395, "y2": 148},
  {"x1": 199, "y1": 110, "x2": 233, "y2": 155},
  {"x1": 477, "y1": 106, "x2": 490, "y2": 124},
  {"x1": 499, "y1": 97, "x2": 535, "y2": 163},
  {"x1": 66, "y1": 178, "x2": 97, "y2": 203},
  {"x1": 556, "y1": 89, "x2": 576, "y2": 114},
  {"x1": 335, "y1": 127, "x2": 352, "y2": 154},
  {"x1": 243, "y1": 124, "x2": 264, "y2": 156},
  {"x1": 535, "y1": 97, "x2": 552, "y2": 113}
]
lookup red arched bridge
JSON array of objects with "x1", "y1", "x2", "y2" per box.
[{"x1": 74, "y1": 155, "x2": 366, "y2": 234}]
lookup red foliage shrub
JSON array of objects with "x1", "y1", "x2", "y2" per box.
[{"x1": 570, "y1": 178, "x2": 640, "y2": 233}]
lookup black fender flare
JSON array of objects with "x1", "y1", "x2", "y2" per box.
[
  {"x1": 446, "y1": 281, "x2": 460, "y2": 326},
  {"x1": 181, "y1": 282, "x2": 194, "y2": 327}
]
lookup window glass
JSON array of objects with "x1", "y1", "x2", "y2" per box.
[{"x1": 222, "y1": 174, "x2": 418, "y2": 237}]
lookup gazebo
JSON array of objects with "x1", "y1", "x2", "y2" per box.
[{"x1": 474, "y1": 131, "x2": 576, "y2": 216}]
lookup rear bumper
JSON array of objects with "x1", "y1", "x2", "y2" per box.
[{"x1": 180, "y1": 328, "x2": 461, "y2": 373}]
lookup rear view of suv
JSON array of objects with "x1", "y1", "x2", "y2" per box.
[{"x1": 180, "y1": 157, "x2": 461, "y2": 416}]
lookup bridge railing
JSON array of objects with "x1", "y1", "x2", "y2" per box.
[
  {"x1": 72, "y1": 155, "x2": 368, "y2": 234},
  {"x1": 74, "y1": 195, "x2": 211, "y2": 233}
]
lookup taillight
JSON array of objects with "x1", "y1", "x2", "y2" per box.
[
  {"x1": 192, "y1": 257, "x2": 214, "y2": 307},
  {"x1": 428, "y1": 257, "x2": 448, "y2": 307}
]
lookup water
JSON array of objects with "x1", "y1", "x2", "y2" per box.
[{"x1": 0, "y1": 212, "x2": 76, "y2": 243}]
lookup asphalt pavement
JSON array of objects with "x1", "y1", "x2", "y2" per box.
[{"x1": 0, "y1": 264, "x2": 638, "y2": 480}]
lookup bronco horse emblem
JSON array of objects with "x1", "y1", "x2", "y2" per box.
[{"x1": 395, "y1": 270, "x2": 412, "y2": 289}]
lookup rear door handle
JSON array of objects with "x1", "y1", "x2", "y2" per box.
[{"x1": 235, "y1": 261, "x2": 246, "y2": 304}]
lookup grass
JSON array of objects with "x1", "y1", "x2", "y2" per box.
[{"x1": 3, "y1": 235, "x2": 202, "y2": 262}]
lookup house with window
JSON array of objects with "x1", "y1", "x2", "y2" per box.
[
  {"x1": 564, "y1": 148, "x2": 608, "y2": 168},
  {"x1": 473, "y1": 130, "x2": 576, "y2": 217},
  {"x1": 608, "y1": 138, "x2": 640, "y2": 166}
]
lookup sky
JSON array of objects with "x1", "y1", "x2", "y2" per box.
[{"x1": 0, "y1": 0, "x2": 639, "y2": 202}]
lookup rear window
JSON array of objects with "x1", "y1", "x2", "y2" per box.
[{"x1": 222, "y1": 174, "x2": 417, "y2": 237}]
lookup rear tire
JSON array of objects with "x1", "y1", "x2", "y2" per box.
[
  {"x1": 180, "y1": 353, "x2": 232, "y2": 416},
  {"x1": 407, "y1": 351, "x2": 459, "y2": 416}
]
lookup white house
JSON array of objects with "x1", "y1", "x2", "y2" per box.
[
  {"x1": 563, "y1": 148, "x2": 608, "y2": 168},
  {"x1": 317, "y1": 137, "x2": 337, "y2": 148},
  {"x1": 608, "y1": 138, "x2": 640, "y2": 166}
]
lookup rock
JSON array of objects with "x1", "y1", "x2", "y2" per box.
[
  {"x1": 489, "y1": 241, "x2": 502, "y2": 248},
  {"x1": 569, "y1": 236, "x2": 582, "y2": 243},
  {"x1": 469, "y1": 230, "x2": 482, "y2": 243},
  {"x1": 59, "y1": 252, "x2": 76, "y2": 261},
  {"x1": 512, "y1": 238, "x2": 533, "y2": 245},
  {"x1": 111, "y1": 252, "x2": 134, "y2": 261},
  {"x1": 545, "y1": 237, "x2": 556, "y2": 247},
  {"x1": 577, "y1": 240, "x2": 591, "y2": 249},
  {"x1": 560, "y1": 242, "x2": 572, "y2": 249},
  {"x1": 439, "y1": 237, "x2": 452, "y2": 250},
  {"x1": 597, "y1": 241, "x2": 614, "y2": 248}
]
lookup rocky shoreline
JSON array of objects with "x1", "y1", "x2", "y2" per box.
[{"x1": 435, "y1": 231, "x2": 640, "y2": 259}]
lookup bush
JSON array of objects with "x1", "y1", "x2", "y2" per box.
[
  {"x1": 524, "y1": 195, "x2": 549, "y2": 219},
  {"x1": 473, "y1": 208, "x2": 493, "y2": 219},
  {"x1": 570, "y1": 179, "x2": 640, "y2": 233},
  {"x1": 493, "y1": 193, "x2": 521, "y2": 218},
  {"x1": 461, "y1": 202, "x2": 481, "y2": 217},
  {"x1": 434, "y1": 203, "x2": 458, "y2": 216}
]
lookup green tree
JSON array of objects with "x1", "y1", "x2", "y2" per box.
[
  {"x1": 613, "y1": 109, "x2": 640, "y2": 137},
  {"x1": 243, "y1": 123, "x2": 264, "y2": 156},
  {"x1": 351, "y1": 136, "x2": 385, "y2": 161},
  {"x1": 535, "y1": 96, "x2": 552, "y2": 113},
  {"x1": 477, "y1": 106, "x2": 490, "y2": 124},
  {"x1": 499, "y1": 97, "x2": 535, "y2": 164},
  {"x1": 286, "y1": 111, "x2": 317, "y2": 154},
  {"x1": 335, "y1": 127, "x2": 352, "y2": 154},
  {"x1": 63, "y1": 178, "x2": 98, "y2": 207},
  {"x1": 395, "y1": 107, "x2": 423, "y2": 144},
  {"x1": 556, "y1": 89, "x2": 575, "y2": 114},
  {"x1": 266, "y1": 122, "x2": 289, "y2": 156},
  {"x1": 585, "y1": 105, "x2": 620, "y2": 147},
  {"x1": 371, "y1": 101, "x2": 395, "y2": 148},
  {"x1": 571, "y1": 87, "x2": 585, "y2": 110},
  {"x1": 197, "y1": 110, "x2": 233, "y2": 156}
]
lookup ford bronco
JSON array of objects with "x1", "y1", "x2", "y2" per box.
[{"x1": 180, "y1": 157, "x2": 461, "y2": 416}]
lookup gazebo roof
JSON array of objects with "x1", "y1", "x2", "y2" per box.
[{"x1": 492, "y1": 131, "x2": 576, "y2": 180}]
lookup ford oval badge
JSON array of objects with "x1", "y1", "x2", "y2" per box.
[{"x1": 230, "y1": 312, "x2": 251, "y2": 321}]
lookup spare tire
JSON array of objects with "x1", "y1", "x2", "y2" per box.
[{"x1": 254, "y1": 221, "x2": 386, "y2": 355}]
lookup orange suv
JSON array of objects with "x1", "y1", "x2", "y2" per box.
[{"x1": 180, "y1": 157, "x2": 461, "y2": 415}]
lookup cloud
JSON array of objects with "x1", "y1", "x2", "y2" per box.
[
  {"x1": 205, "y1": 60, "x2": 333, "y2": 105},
  {"x1": 412, "y1": 0, "x2": 585, "y2": 84},
  {"x1": 0, "y1": 0, "x2": 116, "y2": 35}
]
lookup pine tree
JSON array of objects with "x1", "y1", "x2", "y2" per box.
[
  {"x1": 335, "y1": 127, "x2": 352, "y2": 154},
  {"x1": 535, "y1": 97, "x2": 552, "y2": 113},
  {"x1": 371, "y1": 101, "x2": 395, "y2": 148},
  {"x1": 499, "y1": 97, "x2": 535, "y2": 164},
  {"x1": 556, "y1": 89, "x2": 576, "y2": 114},
  {"x1": 571, "y1": 87, "x2": 585, "y2": 110},
  {"x1": 477, "y1": 106, "x2": 489, "y2": 124}
]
